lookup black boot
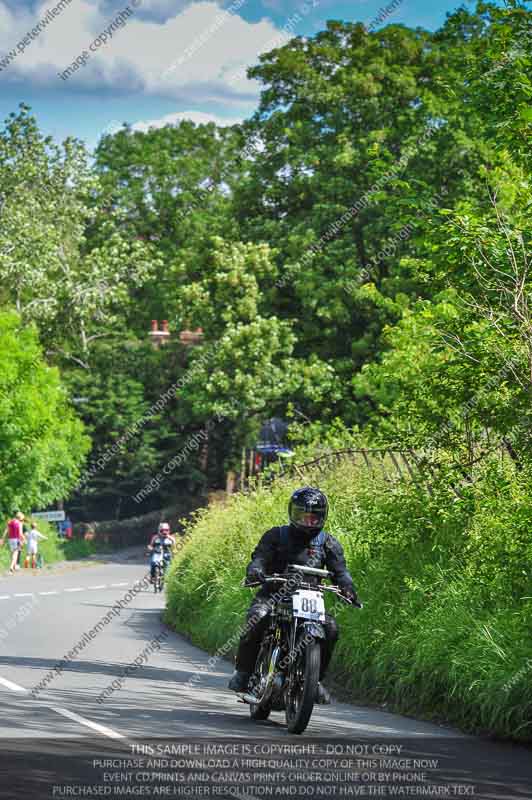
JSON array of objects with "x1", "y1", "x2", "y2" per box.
[
  {"x1": 228, "y1": 670, "x2": 250, "y2": 692},
  {"x1": 315, "y1": 682, "x2": 331, "y2": 705}
]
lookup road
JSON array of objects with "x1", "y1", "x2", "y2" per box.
[{"x1": 0, "y1": 549, "x2": 530, "y2": 799}]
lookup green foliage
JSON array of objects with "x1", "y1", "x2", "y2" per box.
[
  {"x1": 177, "y1": 238, "x2": 336, "y2": 426},
  {"x1": 235, "y1": 16, "x2": 491, "y2": 397},
  {"x1": 93, "y1": 120, "x2": 242, "y2": 329},
  {"x1": 0, "y1": 310, "x2": 90, "y2": 514},
  {"x1": 354, "y1": 164, "x2": 532, "y2": 466},
  {"x1": 83, "y1": 2, "x2": 531, "y2": 470},
  {"x1": 0, "y1": 104, "x2": 157, "y2": 365},
  {"x1": 66, "y1": 339, "x2": 164, "y2": 515},
  {"x1": 166, "y1": 457, "x2": 532, "y2": 741},
  {"x1": 65, "y1": 336, "x2": 215, "y2": 518},
  {"x1": 465, "y1": 1, "x2": 532, "y2": 170},
  {"x1": 1, "y1": 2, "x2": 531, "y2": 520}
]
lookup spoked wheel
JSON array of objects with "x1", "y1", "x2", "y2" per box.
[
  {"x1": 285, "y1": 641, "x2": 320, "y2": 734},
  {"x1": 249, "y1": 642, "x2": 273, "y2": 721},
  {"x1": 154, "y1": 566, "x2": 162, "y2": 593}
]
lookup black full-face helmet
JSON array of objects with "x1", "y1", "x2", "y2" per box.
[{"x1": 288, "y1": 486, "x2": 328, "y2": 537}]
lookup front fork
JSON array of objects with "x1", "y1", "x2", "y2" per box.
[{"x1": 253, "y1": 627, "x2": 281, "y2": 704}]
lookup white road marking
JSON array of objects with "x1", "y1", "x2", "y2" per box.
[
  {"x1": 0, "y1": 575, "x2": 144, "y2": 600},
  {"x1": 50, "y1": 706, "x2": 124, "y2": 740},
  {"x1": 0, "y1": 676, "x2": 27, "y2": 692},
  {"x1": 1, "y1": 567, "x2": 136, "y2": 740},
  {"x1": 0, "y1": 677, "x2": 125, "y2": 740}
]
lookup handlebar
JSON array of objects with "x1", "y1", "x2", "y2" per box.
[
  {"x1": 242, "y1": 574, "x2": 363, "y2": 608},
  {"x1": 287, "y1": 564, "x2": 332, "y2": 578}
]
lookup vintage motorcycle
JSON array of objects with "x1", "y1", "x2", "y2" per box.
[
  {"x1": 238, "y1": 564, "x2": 362, "y2": 734},
  {"x1": 149, "y1": 537, "x2": 174, "y2": 593}
]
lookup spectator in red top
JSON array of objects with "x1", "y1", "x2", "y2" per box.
[{"x1": 1, "y1": 512, "x2": 26, "y2": 574}]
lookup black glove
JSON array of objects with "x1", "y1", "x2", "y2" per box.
[
  {"x1": 341, "y1": 587, "x2": 359, "y2": 605},
  {"x1": 245, "y1": 567, "x2": 266, "y2": 586}
]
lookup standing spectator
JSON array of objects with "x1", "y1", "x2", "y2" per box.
[
  {"x1": 64, "y1": 515, "x2": 73, "y2": 540},
  {"x1": 1, "y1": 512, "x2": 26, "y2": 574},
  {"x1": 24, "y1": 522, "x2": 47, "y2": 569}
]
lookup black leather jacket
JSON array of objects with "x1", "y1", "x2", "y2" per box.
[{"x1": 246, "y1": 524, "x2": 356, "y2": 596}]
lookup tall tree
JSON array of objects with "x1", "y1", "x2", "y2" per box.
[
  {"x1": 232, "y1": 14, "x2": 495, "y2": 423},
  {"x1": 464, "y1": 0, "x2": 532, "y2": 170},
  {"x1": 175, "y1": 237, "x2": 338, "y2": 468},
  {"x1": 0, "y1": 105, "x2": 156, "y2": 368},
  {"x1": 93, "y1": 121, "x2": 243, "y2": 330},
  {"x1": 0, "y1": 310, "x2": 89, "y2": 514}
]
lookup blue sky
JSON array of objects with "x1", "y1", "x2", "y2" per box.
[{"x1": 0, "y1": 0, "x2": 476, "y2": 149}]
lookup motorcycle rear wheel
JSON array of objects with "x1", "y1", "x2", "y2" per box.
[{"x1": 285, "y1": 641, "x2": 320, "y2": 734}]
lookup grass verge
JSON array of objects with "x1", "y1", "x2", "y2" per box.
[
  {"x1": 0, "y1": 519, "x2": 111, "y2": 572},
  {"x1": 166, "y1": 457, "x2": 532, "y2": 742}
]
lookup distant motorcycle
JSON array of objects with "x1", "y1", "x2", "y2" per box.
[
  {"x1": 238, "y1": 564, "x2": 362, "y2": 734},
  {"x1": 148, "y1": 537, "x2": 173, "y2": 593}
]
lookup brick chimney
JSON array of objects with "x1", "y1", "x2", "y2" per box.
[
  {"x1": 179, "y1": 327, "x2": 204, "y2": 346},
  {"x1": 149, "y1": 319, "x2": 171, "y2": 348}
]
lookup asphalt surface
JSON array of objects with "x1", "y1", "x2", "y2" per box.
[{"x1": 0, "y1": 548, "x2": 530, "y2": 799}]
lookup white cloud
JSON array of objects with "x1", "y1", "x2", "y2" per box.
[
  {"x1": 0, "y1": 0, "x2": 283, "y2": 110},
  {"x1": 130, "y1": 109, "x2": 243, "y2": 132},
  {"x1": 132, "y1": 0, "x2": 190, "y2": 19}
]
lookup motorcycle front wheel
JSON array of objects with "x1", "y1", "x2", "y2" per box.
[
  {"x1": 285, "y1": 641, "x2": 320, "y2": 734},
  {"x1": 154, "y1": 566, "x2": 162, "y2": 593}
]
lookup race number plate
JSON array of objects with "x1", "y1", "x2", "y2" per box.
[
  {"x1": 152, "y1": 552, "x2": 163, "y2": 563},
  {"x1": 292, "y1": 590, "x2": 326, "y2": 622}
]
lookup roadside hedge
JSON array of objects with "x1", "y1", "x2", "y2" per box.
[{"x1": 166, "y1": 457, "x2": 532, "y2": 741}]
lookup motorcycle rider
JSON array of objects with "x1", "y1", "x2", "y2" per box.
[
  {"x1": 148, "y1": 522, "x2": 175, "y2": 582},
  {"x1": 228, "y1": 487, "x2": 359, "y2": 704}
]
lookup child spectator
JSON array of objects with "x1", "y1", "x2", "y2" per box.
[{"x1": 24, "y1": 522, "x2": 47, "y2": 570}]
